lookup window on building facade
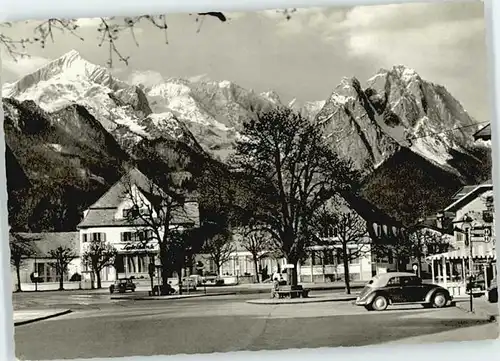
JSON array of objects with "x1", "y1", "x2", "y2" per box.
[
  {"x1": 322, "y1": 249, "x2": 335, "y2": 265},
  {"x1": 348, "y1": 248, "x2": 360, "y2": 264},
  {"x1": 121, "y1": 232, "x2": 133, "y2": 243},
  {"x1": 82, "y1": 233, "x2": 89, "y2": 243},
  {"x1": 127, "y1": 256, "x2": 137, "y2": 273},
  {"x1": 91, "y1": 232, "x2": 105, "y2": 242}
]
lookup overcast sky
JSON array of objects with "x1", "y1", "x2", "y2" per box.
[{"x1": 0, "y1": 1, "x2": 490, "y2": 121}]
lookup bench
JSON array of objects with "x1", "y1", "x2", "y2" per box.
[{"x1": 276, "y1": 285, "x2": 309, "y2": 299}]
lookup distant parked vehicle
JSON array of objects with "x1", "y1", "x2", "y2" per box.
[
  {"x1": 488, "y1": 277, "x2": 498, "y2": 303},
  {"x1": 109, "y1": 278, "x2": 136, "y2": 294},
  {"x1": 181, "y1": 278, "x2": 197, "y2": 291},
  {"x1": 355, "y1": 272, "x2": 452, "y2": 311}
]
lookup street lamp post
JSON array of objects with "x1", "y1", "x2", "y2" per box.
[{"x1": 465, "y1": 225, "x2": 474, "y2": 312}]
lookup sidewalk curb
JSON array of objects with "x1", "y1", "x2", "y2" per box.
[
  {"x1": 246, "y1": 296, "x2": 357, "y2": 305},
  {"x1": 110, "y1": 292, "x2": 237, "y2": 301},
  {"x1": 454, "y1": 302, "x2": 498, "y2": 323},
  {"x1": 14, "y1": 309, "x2": 72, "y2": 327}
]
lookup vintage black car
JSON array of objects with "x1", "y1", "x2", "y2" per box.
[
  {"x1": 355, "y1": 272, "x2": 452, "y2": 311},
  {"x1": 488, "y1": 277, "x2": 498, "y2": 303},
  {"x1": 109, "y1": 278, "x2": 136, "y2": 294}
]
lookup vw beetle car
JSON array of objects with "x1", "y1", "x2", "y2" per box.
[
  {"x1": 355, "y1": 272, "x2": 452, "y2": 311},
  {"x1": 109, "y1": 278, "x2": 136, "y2": 294}
]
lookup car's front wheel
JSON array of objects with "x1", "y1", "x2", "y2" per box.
[
  {"x1": 371, "y1": 295, "x2": 389, "y2": 311},
  {"x1": 432, "y1": 292, "x2": 448, "y2": 308}
]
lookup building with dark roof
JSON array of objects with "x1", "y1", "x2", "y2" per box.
[
  {"x1": 473, "y1": 123, "x2": 491, "y2": 141},
  {"x1": 77, "y1": 167, "x2": 200, "y2": 283},
  {"x1": 9, "y1": 232, "x2": 80, "y2": 290}
]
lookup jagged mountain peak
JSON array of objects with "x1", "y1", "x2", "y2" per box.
[
  {"x1": 316, "y1": 65, "x2": 486, "y2": 175},
  {"x1": 260, "y1": 90, "x2": 282, "y2": 104},
  {"x1": 2, "y1": 50, "x2": 126, "y2": 99}
]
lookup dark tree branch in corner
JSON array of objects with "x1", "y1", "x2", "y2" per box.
[{"x1": 0, "y1": 10, "x2": 300, "y2": 67}]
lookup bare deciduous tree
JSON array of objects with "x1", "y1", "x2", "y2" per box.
[
  {"x1": 237, "y1": 227, "x2": 273, "y2": 283},
  {"x1": 313, "y1": 202, "x2": 370, "y2": 294},
  {"x1": 0, "y1": 13, "x2": 226, "y2": 67},
  {"x1": 203, "y1": 232, "x2": 235, "y2": 277},
  {"x1": 48, "y1": 245, "x2": 77, "y2": 290},
  {"x1": 231, "y1": 107, "x2": 359, "y2": 285},
  {"x1": 121, "y1": 169, "x2": 198, "y2": 294},
  {"x1": 82, "y1": 238, "x2": 118, "y2": 289},
  {"x1": 9, "y1": 233, "x2": 35, "y2": 292}
]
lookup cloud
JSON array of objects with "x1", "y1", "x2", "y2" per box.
[
  {"x1": 188, "y1": 73, "x2": 209, "y2": 83},
  {"x1": 1, "y1": 55, "x2": 51, "y2": 79},
  {"x1": 261, "y1": 7, "x2": 345, "y2": 37},
  {"x1": 339, "y1": 2, "x2": 485, "y2": 69},
  {"x1": 127, "y1": 70, "x2": 165, "y2": 87}
]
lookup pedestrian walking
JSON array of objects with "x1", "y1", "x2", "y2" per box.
[{"x1": 272, "y1": 277, "x2": 280, "y2": 298}]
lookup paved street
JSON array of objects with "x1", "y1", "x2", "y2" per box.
[{"x1": 14, "y1": 293, "x2": 498, "y2": 360}]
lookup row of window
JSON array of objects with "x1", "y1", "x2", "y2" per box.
[
  {"x1": 81, "y1": 231, "x2": 154, "y2": 243},
  {"x1": 114, "y1": 254, "x2": 154, "y2": 274},
  {"x1": 309, "y1": 249, "x2": 361, "y2": 266}
]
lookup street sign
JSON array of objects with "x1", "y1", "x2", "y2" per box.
[{"x1": 470, "y1": 225, "x2": 493, "y2": 243}]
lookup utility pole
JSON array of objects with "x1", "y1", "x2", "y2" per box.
[{"x1": 467, "y1": 226, "x2": 474, "y2": 312}]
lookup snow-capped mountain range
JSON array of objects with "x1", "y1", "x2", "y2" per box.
[{"x1": 2, "y1": 50, "x2": 491, "y2": 231}]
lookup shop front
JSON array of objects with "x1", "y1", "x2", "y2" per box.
[{"x1": 426, "y1": 242, "x2": 496, "y2": 297}]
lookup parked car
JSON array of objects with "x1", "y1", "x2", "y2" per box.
[
  {"x1": 181, "y1": 278, "x2": 197, "y2": 291},
  {"x1": 109, "y1": 278, "x2": 136, "y2": 294},
  {"x1": 152, "y1": 283, "x2": 176, "y2": 296},
  {"x1": 355, "y1": 272, "x2": 452, "y2": 311},
  {"x1": 488, "y1": 277, "x2": 498, "y2": 303}
]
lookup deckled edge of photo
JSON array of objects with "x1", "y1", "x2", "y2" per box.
[{"x1": 0, "y1": 0, "x2": 498, "y2": 361}]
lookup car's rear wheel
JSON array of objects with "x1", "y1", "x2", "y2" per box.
[
  {"x1": 109, "y1": 287, "x2": 114, "y2": 294},
  {"x1": 371, "y1": 295, "x2": 388, "y2": 311},
  {"x1": 432, "y1": 292, "x2": 447, "y2": 308}
]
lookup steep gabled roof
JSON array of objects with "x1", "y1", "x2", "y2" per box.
[
  {"x1": 89, "y1": 168, "x2": 150, "y2": 209},
  {"x1": 473, "y1": 123, "x2": 491, "y2": 141},
  {"x1": 78, "y1": 167, "x2": 200, "y2": 229},
  {"x1": 444, "y1": 184, "x2": 493, "y2": 213},
  {"x1": 451, "y1": 185, "x2": 479, "y2": 201}
]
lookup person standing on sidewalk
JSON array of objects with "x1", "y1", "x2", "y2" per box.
[{"x1": 272, "y1": 278, "x2": 280, "y2": 298}]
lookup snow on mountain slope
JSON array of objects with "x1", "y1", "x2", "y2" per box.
[
  {"x1": 316, "y1": 65, "x2": 486, "y2": 175},
  {"x1": 2, "y1": 50, "x2": 198, "y2": 151},
  {"x1": 289, "y1": 98, "x2": 326, "y2": 120},
  {"x1": 145, "y1": 78, "x2": 278, "y2": 159}
]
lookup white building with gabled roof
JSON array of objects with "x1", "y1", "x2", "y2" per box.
[{"x1": 77, "y1": 167, "x2": 200, "y2": 283}]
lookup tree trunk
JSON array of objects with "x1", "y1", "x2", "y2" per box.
[
  {"x1": 253, "y1": 256, "x2": 260, "y2": 283},
  {"x1": 160, "y1": 246, "x2": 170, "y2": 295},
  {"x1": 343, "y1": 245, "x2": 351, "y2": 295},
  {"x1": 177, "y1": 268, "x2": 183, "y2": 295},
  {"x1": 15, "y1": 264, "x2": 22, "y2": 292},
  {"x1": 288, "y1": 259, "x2": 299, "y2": 286},
  {"x1": 58, "y1": 272, "x2": 64, "y2": 291},
  {"x1": 96, "y1": 270, "x2": 102, "y2": 289}
]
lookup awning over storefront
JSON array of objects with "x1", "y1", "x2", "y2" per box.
[{"x1": 426, "y1": 243, "x2": 496, "y2": 261}]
